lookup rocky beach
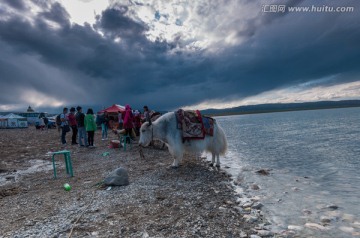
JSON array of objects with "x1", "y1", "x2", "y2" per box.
[{"x1": 0, "y1": 128, "x2": 277, "y2": 238}]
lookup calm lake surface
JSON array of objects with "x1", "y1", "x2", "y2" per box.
[{"x1": 216, "y1": 107, "x2": 360, "y2": 237}]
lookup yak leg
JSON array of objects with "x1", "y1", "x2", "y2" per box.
[
  {"x1": 171, "y1": 157, "x2": 179, "y2": 168},
  {"x1": 215, "y1": 153, "x2": 220, "y2": 167},
  {"x1": 169, "y1": 147, "x2": 182, "y2": 168},
  {"x1": 171, "y1": 153, "x2": 182, "y2": 168},
  {"x1": 210, "y1": 153, "x2": 215, "y2": 167}
]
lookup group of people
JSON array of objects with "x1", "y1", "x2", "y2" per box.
[
  {"x1": 59, "y1": 105, "x2": 154, "y2": 147},
  {"x1": 100, "y1": 105, "x2": 152, "y2": 141},
  {"x1": 59, "y1": 107, "x2": 97, "y2": 147}
]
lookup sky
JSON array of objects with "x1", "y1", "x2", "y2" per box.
[{"x1": 0, "y1": 0, "x2": 359, "y2": 113}]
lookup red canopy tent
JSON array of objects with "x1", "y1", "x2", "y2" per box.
[
  {"x1": 97, "y1": 104, "x2": 125, "y2": 114},
  {"x1": 97, "y1": 104, "x2": 125, "y2": 129}
]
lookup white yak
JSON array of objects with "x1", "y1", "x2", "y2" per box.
[{"x1": 138, "y1": 112, "x2": 227, "y2": 168}]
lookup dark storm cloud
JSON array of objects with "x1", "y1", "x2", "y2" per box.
[
  {"x1": 0, "y1": 0, "x2": 359, "y2": 112},
  {"x1": 3, "y1": 0, "x2": 26, "y2": 11},
  {"x1": 97, "y1": 7, "x2": 147, "y2": 35},
  {"x1": 39, "y1": 2, "x2": 71, "y2": 26}
]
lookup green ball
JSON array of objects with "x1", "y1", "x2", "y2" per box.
[{"x1": 64, "y1": 183, "x2": 71, "y2": 191}]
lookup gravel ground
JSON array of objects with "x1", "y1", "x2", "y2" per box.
[{"x1": 0, "y1": 128, "x2": 271, "y2": 238}]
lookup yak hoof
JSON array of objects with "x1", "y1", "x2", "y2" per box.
[
  {"x1": 209, "y1": 163, "x2": 214, "y2": 167},
  {"x1": 170, "y1": 165, "x2": 179, "y2": 169},
  {"x1": 215, "y1": 164, "x2": 220, "y2": 168}
]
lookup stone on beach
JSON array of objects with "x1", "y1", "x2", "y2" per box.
[
  {"x1": 243, "y1": 214, "x2": 259, "y2": 223},
  {"x1": 353, "y1": 221, "x2": 360, "y2": 228},
  {"x1": 304, "y1": 222, "x2": 329, "y2": 230},
  {"x1": 256, "y1": 169, "x2": 270, "y2": 176},
  {"x1": 287, "y1": 225, "x2": 303, "y2": 231},
  {"x1": 326, "y1": 204, "x2": 339, "y2": 210},
  {"x1": 320, "y1": 216, "x2": 334, "y2": 224},
  {"x1": 342, "y1": 213, "x2": 355, "y2": 222},
  {"x1": 252, "y1": 202, "x2": 263, "y2": 210},
  {"x1": 251, "y1": 184, "x2": 260, "y2": 190},
  {"x1": 339, "y1": 226, "x2": 355, "y2": 233},
  {"x1": 256, "y1": 229, "x2": 274, "y2": 237},
  {"x1": 250, "y1": 235, "x2": 261, "y2": 238},
  {"x1": 103, "y1": 167, "x2": 129, "y2": 186}
]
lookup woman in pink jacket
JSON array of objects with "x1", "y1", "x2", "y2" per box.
[{"x1": 122, "y1": 105, "x2": 134, "y2": 143}]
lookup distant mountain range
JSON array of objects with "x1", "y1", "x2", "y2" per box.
[{"x1": 200, "y1": 100, "x2": 360, "y2": 116}]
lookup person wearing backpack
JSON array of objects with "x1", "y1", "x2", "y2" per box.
[{"x1": 60, "y1": 107, "x2": 70, "y2": 146}]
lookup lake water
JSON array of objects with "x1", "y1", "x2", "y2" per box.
[{"x1": 216, "y1": 107, "x2": 360, "y2": 237}]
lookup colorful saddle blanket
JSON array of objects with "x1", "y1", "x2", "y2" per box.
[{"x1": 175, "y1": 109, "x2": 215, "y2": 142}]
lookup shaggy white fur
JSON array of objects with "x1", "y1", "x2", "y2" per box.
[{"x1": 139, "y1": 112, "x2": 227, "y2": 168}]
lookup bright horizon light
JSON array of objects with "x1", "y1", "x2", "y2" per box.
[{"x1": 183, "y1": 81, "x2": 360, "y2": 110}]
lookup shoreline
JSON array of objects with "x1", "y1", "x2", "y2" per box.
[{"x1": 0, "y1": 128, "x2": 273, "y2": 237}]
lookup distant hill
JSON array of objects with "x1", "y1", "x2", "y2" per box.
[{"x1": 201, "y1": 100, "x2": 360, "y2": 116}]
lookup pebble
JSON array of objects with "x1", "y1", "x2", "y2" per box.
[
  {"x1": 237, "y1": 197, "x2": 250, "y2": 204},
  {"x1": 251, "y1": 196, "x2": 261, "y2": 201},
  {"x1": 252, "y1": 202, "x2": 263, "y2": 210},
  {"x1": 279, "y1": 230, "x2": 297, "y2": 237},
  {"x1": 251, "y1": 184, "x2": 260, "y2": 190},
  {"x1": 256, "y1": 169, "x2": 270, "y2": 176},
  {"x1": 234, "y1": 206, "x2": 243, "y2": 213},
  {"x1": 142, "y1": 231, "x2": 150, "y2": 238},
  {"x1": 342, "y1": 213, "x2": 355, "y2": 222},
  {"x1": 240, "y1": 231, "x2": 247, "y2": 237},
  {"x1": 243, "y1": 215, "x2": 258, "y2": 223},
  {"x1": 302, "y1": 209, "x2": 312, "y2": 215},
  {"x1": 304, "y1": 223, "x2": 329, "y2": 230},
  {"x1": 353, "y1": 221, "x2": 360, "y2": 228},
  {"x1": 219, "y1": 206, "x2": 227, "y2": 212},
  {"x1": 326, "y1": 204, "x2": 339, "y2": 210},
  {"x1": 225, "y1": 200, "x2": 234, "y2": 205},
  {"x1": 242, "y1": 201, "x2": 254, "y2": 208},
  {"x1": 325, "y1": 210, "x2": 341, "y2": 218},
  {"x1": 339, "y1": 226, "x2": 355, "y2": 233},
  {"x1": 320, "y1": 216, "x2": 333, "y2": 223},
  {"x1": 250, "y1": 235, "x2": 261, "y2": 238},
  {"x1": 287, "y1": 225, "x2": 303, "y2": 231},
  {"x1": 257, "y1": 229, "x2": 274, "y2": 236}
]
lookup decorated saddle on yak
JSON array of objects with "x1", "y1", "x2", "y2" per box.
[{"x1": 175, "y1": 109, "x2": 215, "y2": 142}]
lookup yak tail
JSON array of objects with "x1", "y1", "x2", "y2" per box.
[{"x1": 216, "y1": 123, "x2": 228, "y2": 155}]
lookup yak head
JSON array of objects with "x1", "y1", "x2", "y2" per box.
[{"x1": 139, "y1": 122, "x2": 152, "y2": 147}]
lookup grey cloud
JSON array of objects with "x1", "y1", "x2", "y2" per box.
[
  {"x1": 39, "y1": 2, "x2": 71, "y2": 27},
  {"x1": 0, "y1": 0, "x2": 359, "y2": 112},
  {"x1": 94, "y1": 7, "x2": 149, "y2": 47},
  {"x1": 3, "y1": 0, "x2": 26, "y2": 11}
]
